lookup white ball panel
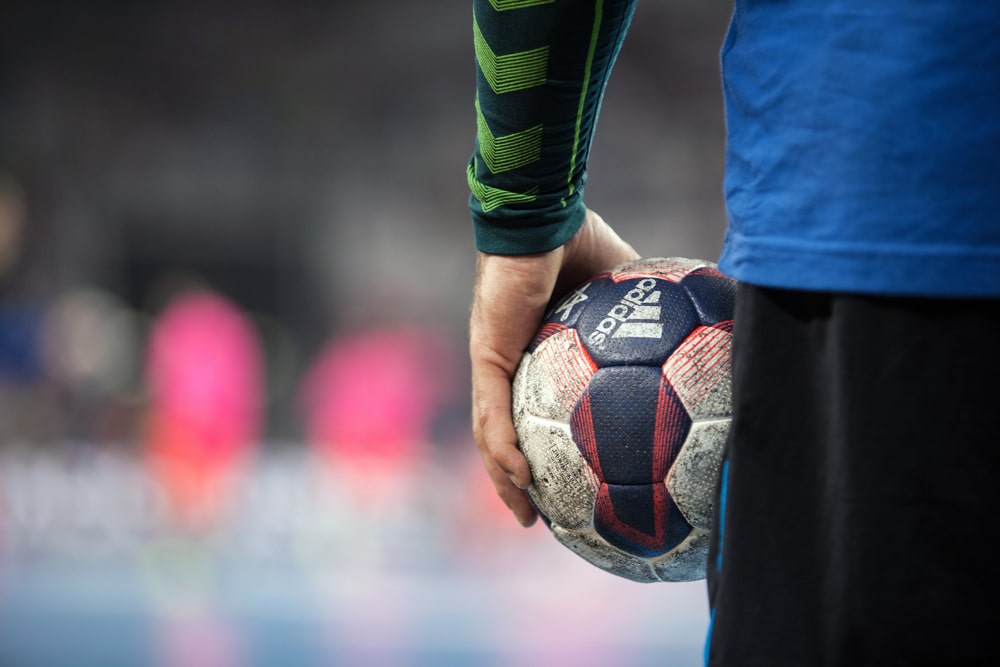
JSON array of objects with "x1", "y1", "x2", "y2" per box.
[
  {"x1": 511, "y1": 351, "x2": 536, "y2": 421},
  {"x1": 512, "y1": 328, "x2": 596, "y2": 424},
  {"x1": 550, "y1": 524, "x2": 658, "y2": 584},
  {"x1": 611, "y1": 256, "x2": 714, "y2": 284},
  {"x1": 516, "y1": 414, "x2": 597, "y2": 531},
  {"x1": 667, "y1": 419, "x2": 728, "y2": 530},
  {"x1": 650, "y1": 528, "x2": 710, "y2": 582},
  {"x1": 663, "y1": 326, "x2": 732, "y2": 421}
]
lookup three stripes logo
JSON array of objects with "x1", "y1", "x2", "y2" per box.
[{"x1": 586, "y1": 278, "x2": 664, "y2": 349}]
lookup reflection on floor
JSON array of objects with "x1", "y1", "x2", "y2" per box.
[{"x1": 0, "y1": 445, "x2": 709, "y2": 667}]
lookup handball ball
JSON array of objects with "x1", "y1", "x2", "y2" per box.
[{"x1": 512, "y1": 257, "x2": 735, "y2": 583}]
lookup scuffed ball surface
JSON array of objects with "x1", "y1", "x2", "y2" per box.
[{"x1": 512, "y1": 257, "x2": 735, "y2": 583}]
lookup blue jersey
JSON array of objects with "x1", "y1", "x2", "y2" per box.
[
  {"x1": 719, "y1": 0, "x2": 1000, "y2": 297},
  {"x1": 468, "y1": 0, "x2": 1000, "y2": 297}
]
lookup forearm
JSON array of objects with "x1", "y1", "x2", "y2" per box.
[{"x1": 467, "y1": 0, "x2": 638, "y2": 255}]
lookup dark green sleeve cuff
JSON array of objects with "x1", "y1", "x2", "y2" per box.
[{"x1": 470, "y1": 190, "x2": 586, "y2": 255}]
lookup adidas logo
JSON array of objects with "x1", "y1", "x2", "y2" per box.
[
  {"x1": 554, "y1": 283, "x2": 592, "y2": 322},
  {"x1": 587, "y1": 278, "x2": 664, "y2": 348}
]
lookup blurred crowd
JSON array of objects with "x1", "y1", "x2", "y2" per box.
[{"x1": 0, "y1": 0, "x2": 729, "y2": 446}]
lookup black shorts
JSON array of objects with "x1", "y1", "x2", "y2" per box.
[{"x1": 705, "y1": 284, "x2": 1000, "y2": 667}]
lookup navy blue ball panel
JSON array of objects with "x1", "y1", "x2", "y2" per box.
[
  {"x1": 594, "y1": 483, "x2": 693, "y2": 557},
  {"x1": 572, "y1": 366, "x2": 663, "y2": 485},
  {"x1": 680, "y1": 270, "x2": 737, "y2": 326},
  {"x1": 541, "y1": 275, "x2": 612, "y2": 332},
  {"x1": 573, "y1": 277, "x2": 698, "y2": 367}
]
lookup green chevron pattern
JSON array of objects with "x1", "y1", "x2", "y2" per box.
[
  {"x1": 467, "y1": 159, "x2": 539, "y2": 212},
  {"x1": 474, "y1": 16, "x2": 548, "y2": 94},
  {"x1": 488, "y1": 0, "x2": 556, "y2": 11},
  {"x1": 476, "y1": 99, "x2": 543, "y2": 174}
]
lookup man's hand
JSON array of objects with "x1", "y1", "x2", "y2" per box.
[{"x1": 469, "y1": 209, "x2": 640, "y2": 526}]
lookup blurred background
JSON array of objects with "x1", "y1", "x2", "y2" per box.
[{"x1": 0, "y1": 1, "x2": 731, "y2": 665}]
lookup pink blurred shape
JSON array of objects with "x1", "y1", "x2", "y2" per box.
[
  {"x1": 154, "y1": 612, "x2": 245, "y2": 667},
  {"x1": 144, "y1": 289, "x2": 263, "y2": 530},
  {"x1": 298, "y1": 326, "x2": 456, "y2": 469}
]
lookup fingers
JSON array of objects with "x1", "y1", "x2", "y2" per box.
[
  {"x1": 470, "y1": 321, "x2": 539, "y2": 527},
  {"x1": 583, "y1": 209, "x2": 641, "y2": 265},
  {"x1": 471, "y1": 361, "x2": 531, "y2": 487},
  {"x1": 490, "y1": 468, "x2": 538, "y2": 528},
  {"x1": 576, "y1": 208, "x2": 641, "y2": 266},
  {"x1": 477, "y1": 430, "x2": 538, "y2": 528},
  {"x1": 555, "y1": 209, "x2": 641, "y2": 295},
  {"x1": 470, "y1": 252, "x2": 561, "y2": 527},
  {"x1": 467, "y1": 216, "x2": 638, "y2": 529}
]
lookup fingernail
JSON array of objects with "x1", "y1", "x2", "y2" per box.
[{"x1": 507, "y1": 472, "x2": 525, "y2": 489}]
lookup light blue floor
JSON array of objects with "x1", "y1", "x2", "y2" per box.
[{"x1": 0, "y1": 447, "x2": 709, "y2": 667}]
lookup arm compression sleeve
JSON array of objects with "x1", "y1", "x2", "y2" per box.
[{"x1": 467, "y1": 0, "x2": 638, "y2": 255}]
